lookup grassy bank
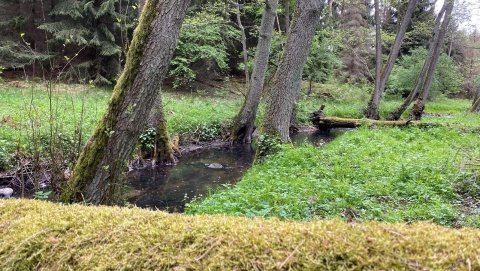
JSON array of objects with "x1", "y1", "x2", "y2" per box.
[
  {"x1": 1, "y1": 199, "x2": 480, "y2": 270},
  {"x1": 187, "y1": 126, "x2": 480, "y2": 227},
  {"x1": 0, "y1": 84, "x2": 241, "y2": 170}
]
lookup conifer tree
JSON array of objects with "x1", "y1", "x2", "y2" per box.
[{"x1": 39, "y1": 0, "x2": 137, "y2": 84}]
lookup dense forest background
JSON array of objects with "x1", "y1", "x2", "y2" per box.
[{"x1": 0, "y1": 0, "x2": 478, "y2": 100}]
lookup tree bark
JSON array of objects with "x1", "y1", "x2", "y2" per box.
[
  {"x1": 365, "y1": 0, "x2": 417, "y2": 120},
  {"x1": 409, "y1": 0, "x2": 454, "y2": 120},
  {"x1": 61, "y1": 0, "x2": 191, "y2": 205},
  {"x1": 235, "y1": 0, "x2": 250, "y2": 86},
  {"x1": 366, "y1": 0, "x2": 383, "y2": 120},
  {"x1": 469, "y1": 96, "x2": 480, "y2": 113},
  {"x1": 388, "y1": 2, "x2": 448, "y2": 120},
  {"x1": 284, "y1": 0, "x2": 290, "y2": 32},
  {"x1": 147, "y1": 93, "x2": 176, "y2": 166},
  {"x1": 230, "y1": 0, "x2": 279, "y2": 144},
  {"x1": 257, "y1": 0, "x2": 324, "y2": 157}
]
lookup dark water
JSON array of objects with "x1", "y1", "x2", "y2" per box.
[{"x1": 126, "y1": 129, "x2": 349, "y2": 211}]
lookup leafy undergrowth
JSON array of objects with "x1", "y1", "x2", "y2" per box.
[
  {"x1": 1, "y1": 200, "x2": 480, "y2": 270},
  {"x1": 187, "y1": 126, "x2": 480, "y2": 227}
]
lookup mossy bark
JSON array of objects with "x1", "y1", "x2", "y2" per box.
[
  {"x1": 230, "y1": 0, "x2": 279, "y2": 144},
  {"x1": 257, "y1": 0, "x2": 324, "y2": 159},
  {"x1": 147, "y1": 94, "x2": 176, "y2": 165},
  {"x1": 61, "y1": 0, "x2": 191, "y2": 205}
]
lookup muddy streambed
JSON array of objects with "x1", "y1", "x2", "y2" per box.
[{"x1": 126, "y1": 129, "x2": 349, "y2": 212}]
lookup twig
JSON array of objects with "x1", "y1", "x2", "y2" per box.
[
  {"x1": 195, "y1": 240, "x2": 219, "y2": 261},
  {"x1": 278, "y1": 239, "x2": 305, "y2": 269},
  {"x1": 382, "y1": 226, "x2": 409, "y2": 240}
]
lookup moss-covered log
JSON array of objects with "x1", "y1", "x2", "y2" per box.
[
  {"x1": 2, "y1": 200, "x2": 480, "y2": 270},
  {"x1": 310, "y1": 116, "x2": 420, "y2": 129},
  {"x1": 61, "y1": 0, "x2": 191, "y2": 205},
  {"x1": 309, "y1": 106, "x2": 434, "y2": 129}
]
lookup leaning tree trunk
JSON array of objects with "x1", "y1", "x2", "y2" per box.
[
  {"x1": 257, "y1": 0, "x2": 324, "y2": 158},
  {"x1": 230, "y1": 0, "x2": 279, "y2": 144},
  {"x1": 365, "y1": 0, "x2": 417, "y2": 120},
  {"x1": 469, "y1": 96, "x2": 480, "y2": 113},
  {"x1": 61, "y1": 0, "x2": 191, "y2": 205},
  {"x1": 410, "y1": 0, "x2": 454, "y2": 120},
  {"x1": 388, "y1": 2, "x2": 447, "y2": 120}
]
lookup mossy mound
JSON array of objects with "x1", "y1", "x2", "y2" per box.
[{"x1": 1, "y1": 199, "x2": 479, "y2": 270}]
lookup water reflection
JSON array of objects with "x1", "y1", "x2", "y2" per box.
[{"x1": 126, "y1": 129, "x2": 349, "y2": 211}]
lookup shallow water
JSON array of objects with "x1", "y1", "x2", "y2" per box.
[{"x1": 126, "y1": 129, "x2": 349, "y2": 211}]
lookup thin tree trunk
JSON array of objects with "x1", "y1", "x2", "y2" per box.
[
  {"x1": 235, "y1": 0, "x2": 250, "y2": 85},
  {"x1": 388, "y1": 2, "x2": 448, "y2": 120},
  {"x1": 230, "y1": 0, "x2": 279, "y2": 144},
  {"x1": 257, "y1": 0, "x2": 324, "y2": 158},
  {"x1": 61, "y1": 0, "x2": 190, "y2": 205},
  {"x1": 410, "y1": 0, "x2": 454, "y2": 120},
  {"x1": 366, "y1": 0, "x2": 383, "y2": 120},
  {"x1": 284, "y1": 0, "x2": 290, "y2": 32},
  {"x1": 366, "y1": 0, "x2": 417, "y2": 119}
]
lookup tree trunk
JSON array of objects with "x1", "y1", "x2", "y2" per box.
[
  {"x1": 388, "y1": 2, "x2": 448, "y2": 120},
  {"x1": 366, "y1": 0, "x2": 417, "y2": 120},
  {"x1": 469, "y1": 96, "x2": 480, "y2": 113},
  {"x1": 284, "y1": 0, "x2": 290, "y2": 32},
  {"x1": 147, "y1": 94, "x2": 176, "y2": 166},
  {"x1": 230, "y1": 0, "x2": 279, "y2": 144},
  {"x1": 365, "y1": 0, "x2": 383, "y2": 120},
  {"x1": 138, "y1": 0, "x2": 145, "y2": 12},
  {"x1": 257, "y1": 0, "x2": 324, "y2": 158},
  {"x1": 61, "y1": 0, "x2": 190, "y2": 205},
  {"x1": 410, "y1": 0, "x2": 454, "y2": 120},
  {"x1": 235, "y1": 0, "x2": 250, "y2": 86}
]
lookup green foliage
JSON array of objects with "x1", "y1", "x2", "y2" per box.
[
  {"x1": 387, "y1": 48, "x2": 462, "y2": 98},
  {"x1": 303, "y1": 31, "x2": 342, "y2": 85},
  {"x1": 138, "y1": 127, "x2": 156, "y2": 152},
  {"x1": 38, "y1": 0, "x2": 137, "y2": 85},
  {"x1": 169, "y1": 6, "x2": 240, "y2": 89},
  {"x1": 33, "y1": 190, "x2": 52, "y2": 199},
  {"x1": 0, "y1": 139, "x2": 14, "y2": 171},
  {"x1": 187, "y1": 126, "x2": 480, "y2": 227}
]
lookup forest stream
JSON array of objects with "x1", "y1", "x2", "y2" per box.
[{"x1": 126, "y1": 129, "x2": 349, "y2": 212}]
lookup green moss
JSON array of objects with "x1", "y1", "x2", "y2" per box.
[{"x1": 1, "y1": 199, "x2": 480, "y2": 270}]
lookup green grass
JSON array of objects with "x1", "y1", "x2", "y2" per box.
[
  {"x1": 0, "y1": 84, "x2": 241, "y2": 169},
  {"x1": 187, "y1": 126, "x2": 480, "y2": 227}
]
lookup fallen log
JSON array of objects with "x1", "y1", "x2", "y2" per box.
[
  {"x1": 310, "y1": 116, "x2": 415, "y2": 129},
  {"x1": 308, "y1": 105, "x2": 436, "y2": 130}
]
